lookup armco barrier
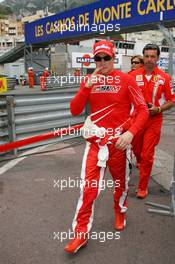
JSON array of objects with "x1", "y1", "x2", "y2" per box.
[
  {"x1": 0, "y1": 85, "x2": 86, "y2": 155},
  {"x1": 45, "y1": 76, "x2": 81, "y2": 90},
  {"x1": 0, "y1": 98, "x2": 9, "y2": 156},
  {"x1": 0, "y1": 124, "x2": 83, "y2": 153}
]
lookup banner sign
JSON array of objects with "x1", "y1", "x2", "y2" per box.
[
  {"x1": 25, "y1": 0, "x2": 175, "y2": 45},
  {"x1": 158, "y1": 57, "x2": 169, "y2": 70},
  {"x1": 0, "y1": 78, "x2": 7, "y2": 93}
]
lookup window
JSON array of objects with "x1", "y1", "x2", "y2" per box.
[
  {"x1": 116, "y1": 42, "x2": 134, "y2": 49},
  {"x1": 161, "y1": 47, "x2": 169, "y2": 52}
]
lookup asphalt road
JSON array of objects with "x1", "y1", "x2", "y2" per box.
[{"x1": 0, "y1": 110, "x2": 175, "y2": 264}]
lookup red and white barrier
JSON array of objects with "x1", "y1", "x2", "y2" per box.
[{"x1": 0, "y1": 124, "x2": 83, "y2": 153}]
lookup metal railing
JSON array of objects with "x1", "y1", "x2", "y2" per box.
[
  {"x1": 46, "y1": 76, "x2": 81, "y2": 90},
  {"x1": 0, "y1": 98, "x2": 9, "y2": 156},
  {"x1": 0, "y1": 85, "x2": 86, "y2": 155},
  {"x1": 146, "y1": 153, "x2": 175, "y2": 217}
]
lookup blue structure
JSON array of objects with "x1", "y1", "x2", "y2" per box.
[{"x1": 25, "y1": 0, "x2": 175, "y2": 45}]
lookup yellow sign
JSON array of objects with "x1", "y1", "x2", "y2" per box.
[{"x1": 0, "y1": 78, "x2": 7, "y2": 93}]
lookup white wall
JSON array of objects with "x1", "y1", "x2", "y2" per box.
[{"x1": 4, "y1": 60, "x2": 25, "y2": 79}]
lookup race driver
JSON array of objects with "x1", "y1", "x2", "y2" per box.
[
  {"x1": 130, "y1": 43, "x2": 174, "y2": 199},
  {"x1": 64, "y1": 40, "x2": 149, "y2": 254}
]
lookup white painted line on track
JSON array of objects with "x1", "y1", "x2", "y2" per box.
[{"x1": 0, "y1": 145, "x2": 50, "y2": 176}]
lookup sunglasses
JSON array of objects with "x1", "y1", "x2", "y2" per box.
[
  {"x1": 131, "y1": 61, "x2": 141, "y2": 64},
  {"x1": 94, "y1": 55, "x2": 113, "y2": 62}
]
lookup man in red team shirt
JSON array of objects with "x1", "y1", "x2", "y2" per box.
[
  {"x1": 43, "y1": 67, "x2": 49, "y2": 79},
  {"x1": 64, "y1": 40, "x2": 149, "y2": 254},
  {"x1": 130, "y1": 44, "x2": 174, "y2": 199}
]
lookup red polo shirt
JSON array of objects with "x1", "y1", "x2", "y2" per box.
[{"x1": 130, "y1": 66, "x2": 174, "y2": 107}]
